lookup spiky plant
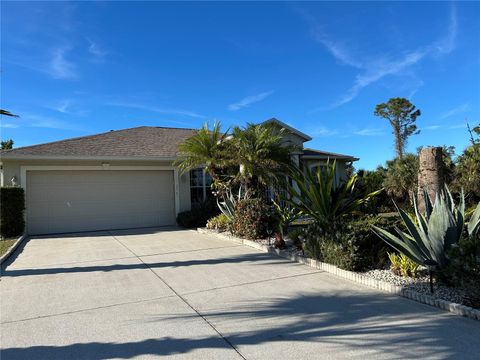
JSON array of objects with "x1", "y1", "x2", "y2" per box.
[
  {"x1": 287, "y1": 160, "x2": 381, "y2": 231},
  {"x1": 272, "y1": 199, "x2": 302, "y2": 237},
  {"x1": 216, "y1": 185, "x2": 247, "y2": 221},
  {"x1": 372, "y1": 187, "x2": 480, "y2": 269}
]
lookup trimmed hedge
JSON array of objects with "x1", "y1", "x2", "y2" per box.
[{"x1": 1, "y1": 187, "x2": 25, "y2": 238}]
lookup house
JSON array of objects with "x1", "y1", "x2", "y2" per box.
[{"x1": 0, "y1": 118, "x2": 357, "y2": 235}]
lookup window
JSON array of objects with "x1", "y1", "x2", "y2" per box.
[
  {"x1": 310, "y1": 164, "x2": 337, "y2": 187},
  {"x1": 190, "y1": 169, "x2": 213, "y2": 207}
]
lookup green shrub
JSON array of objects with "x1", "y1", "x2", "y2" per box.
[
  {"x1": 319, "y1": 238, "x2": 359, "y2": 271},
  {"x1": 232, "y1": 198, "x2": 271, "y2": 239},
  {"x1": 287, "y1": 227, "x2": 303, "y2": 242},
  {"x1": 383, "y1": 154, "x2": 419, "y2": 207},
  {"x1": 0, "y1": 187, "x2": 25, "y2": 238},
  {"x1": 302, "y1": 215, "x2": 401, "y2": 271},
  {"x1": 388, "y1": 253, "x2": 419, "y2": 278},
  {"x1": 355, "y1": 168, "x2": 393, "y2": 213},
  {"x1": 206, "y1": 213, "x2": 231, "y2": 232},
  {"x1": 452, "y1": 144, "x2": 480, "y2": 206},
  {"x1": 343, "y1": 215, "x2": 402, "y2": 271},
  {"x1": 446, "y1": 238, "x2": 480, "y2": 308},
  {"x1": 302, "y1": 222, "x2": 359, "y2": 271},
  {"x1": 176, "y1": 200, "x2": 219, "y2": 228},
  {"x1": 445, "y1": 205, "x2": 480, "y2": 307}
]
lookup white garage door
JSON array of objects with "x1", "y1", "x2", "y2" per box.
[{"x1": 26, "y1": 170, "x2": 176, "y2": 235}]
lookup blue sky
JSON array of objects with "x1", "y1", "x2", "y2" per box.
[{"x1": 1, "y1": 1, "x2": 479, "y2": 169}]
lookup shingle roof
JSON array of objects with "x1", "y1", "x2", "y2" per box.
[
  {"x1": 301, "y1": 148, "x2": 358, "y2": 161},
  {"x1": 0, "y1": 126, "x2": 196, "y2": 159},
  {"x1": 0, "y1": 125, "x2": 359, "y2": 162}
]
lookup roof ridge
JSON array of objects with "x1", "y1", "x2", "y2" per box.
[{"x1": 152, "y1": 125, "x2": 198, "y2": 131}]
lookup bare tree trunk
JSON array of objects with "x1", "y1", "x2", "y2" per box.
[
  {"x1": 417, "y1": 147, "x2": 444, "y2": 213},
  {"x1": 393, "y1": 124, "x2": 403, "y2": 158}
]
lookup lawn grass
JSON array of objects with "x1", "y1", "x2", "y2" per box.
[{"x1": 0, "y1": 238, "x2": 17, "y2": 257}]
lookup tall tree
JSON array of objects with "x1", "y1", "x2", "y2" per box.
[
  {"x1": 1, "y1": 139, "x2": 14, "y2": 149},
  {"x1": 374, "y1": 97, "x2": 421, "y2": 158}
]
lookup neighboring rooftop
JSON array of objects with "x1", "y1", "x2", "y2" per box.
[
  {"x1": 301, "y1": 148, "x2": 358, "y2": 161},
  {"x1": 262, "y1": 117, "x2": 312, "y2": 141},
  {"x1": 0, "y1": 126, "x2": 196, "y2": 159}
]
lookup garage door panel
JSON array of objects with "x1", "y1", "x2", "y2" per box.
[{"x1": 27, "y1": 170, "x2": 176, "y2": 235}]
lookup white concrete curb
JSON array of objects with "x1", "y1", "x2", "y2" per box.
[
  {"x1": 0, "y1": 234, "x2": 27, "y2": 265},
  {"x1": 198, "y1": 228, "x2": 480, "y2": 321}
]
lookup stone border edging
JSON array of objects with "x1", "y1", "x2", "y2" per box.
[
  {"x1": 0, "y1": 234, "x2": 27, "y2": 265},
  {"x1": 197, "y1": 228, "x2": 480, "y2": 321}
]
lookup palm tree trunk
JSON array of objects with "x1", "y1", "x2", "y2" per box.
[{"x1": 417, "y1": 147, "x2": 444, "y2": 213}]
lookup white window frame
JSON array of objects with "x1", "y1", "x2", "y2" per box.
[{"x1": 189, "y1": 168, "x2": 211, "y2": 205}]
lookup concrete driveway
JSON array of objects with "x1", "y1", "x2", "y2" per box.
[{"x1": 1, "y1": 228, "x2": 479, "y2": 359}]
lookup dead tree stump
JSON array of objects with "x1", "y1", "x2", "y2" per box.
[{"x1": 417, "y1": 147, "x2": 444, "y2": 213}]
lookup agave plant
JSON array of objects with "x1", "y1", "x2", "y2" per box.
[
  {"x1": 467, "y1": 203, "x2": 480, "y2": 241},
  {"x1": 372, "y1": 187, "x2": 479, "y2": 269},
  {"x1": 216, "y1": 185, "x2": 248, "y2": 221}
]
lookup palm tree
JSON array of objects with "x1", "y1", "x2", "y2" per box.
[
  {"x1": 230, "y1": 123, "x2": 298, "y2": 195},
  {"x1": 173, "y1": 121, "x2": 228, "y2": 181},
  {"x1": 0, "y1": 109, "x2": 19, "y2": 117}
]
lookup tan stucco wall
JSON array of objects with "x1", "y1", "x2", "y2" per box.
[
  {"x1": 0, "y1": 159, "x2": 192, "y2": 213},
  {"x1": 283, "y1": 133, "x2": 306, "y2": 150}
]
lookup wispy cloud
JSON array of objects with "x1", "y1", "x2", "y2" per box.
[
  {"x1": 0, "y1": 123, "x2": 21, "y2": 129},
  {"x1": 353, "y1": 128, "x2": 385, "y2": 136},
  {"x1": 56, "y1": 100, "x2": 70, "y2": 113},
  {"x1": 333, "y1": 51, "x2": 427, "y2": 107},
  {"x1": 449, "y1": 123, "x2": 467, "y2": 130},
  {"x1": 46, "y1": 99, "x2": 88, "y2": 116},
  {"x1": 439, "y1": 102, "x2": 470, "y2": 120},
  {"x1": 108, "y1": 102, "x2": 207, "y2": 120},
  {"x1": 5, "y1": 113, "x2": 80, "y2": 130},
  {"x1": 49, "y1": 47, "x2": 77, "y2": 79},
  {"x1": 302, "y1": 3, "x2": 458, "y2": 109},
  {"x1": 310, "y1": 126, "x2": 339, "y2": 137},
  {"x1": 300, "y1": 10, "x2": 362, "y2": 69},
  {"x1": 87, "y1": 39, "x2": 108, "y2": 61},
  {"x1": 228, "y1": 91, "x2": 274, "y2": 111},
  {"x1": 434, "y1": 3, "x2": 457, "y2": 55},
  {"x1": 423, "y1": 125, "x2": 442, "y2": 130}
]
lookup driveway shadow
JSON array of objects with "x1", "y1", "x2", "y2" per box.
[
  {"x1": 2, "y1": 292, "x2": 478, "y2": 359},
  {"x1": 1, "y1": 251, "x2": 291, "y2": 277}
]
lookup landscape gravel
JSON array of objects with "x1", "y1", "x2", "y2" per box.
[{"x1": 364, "y1": 269, "x2": 467, "y2": 306}]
